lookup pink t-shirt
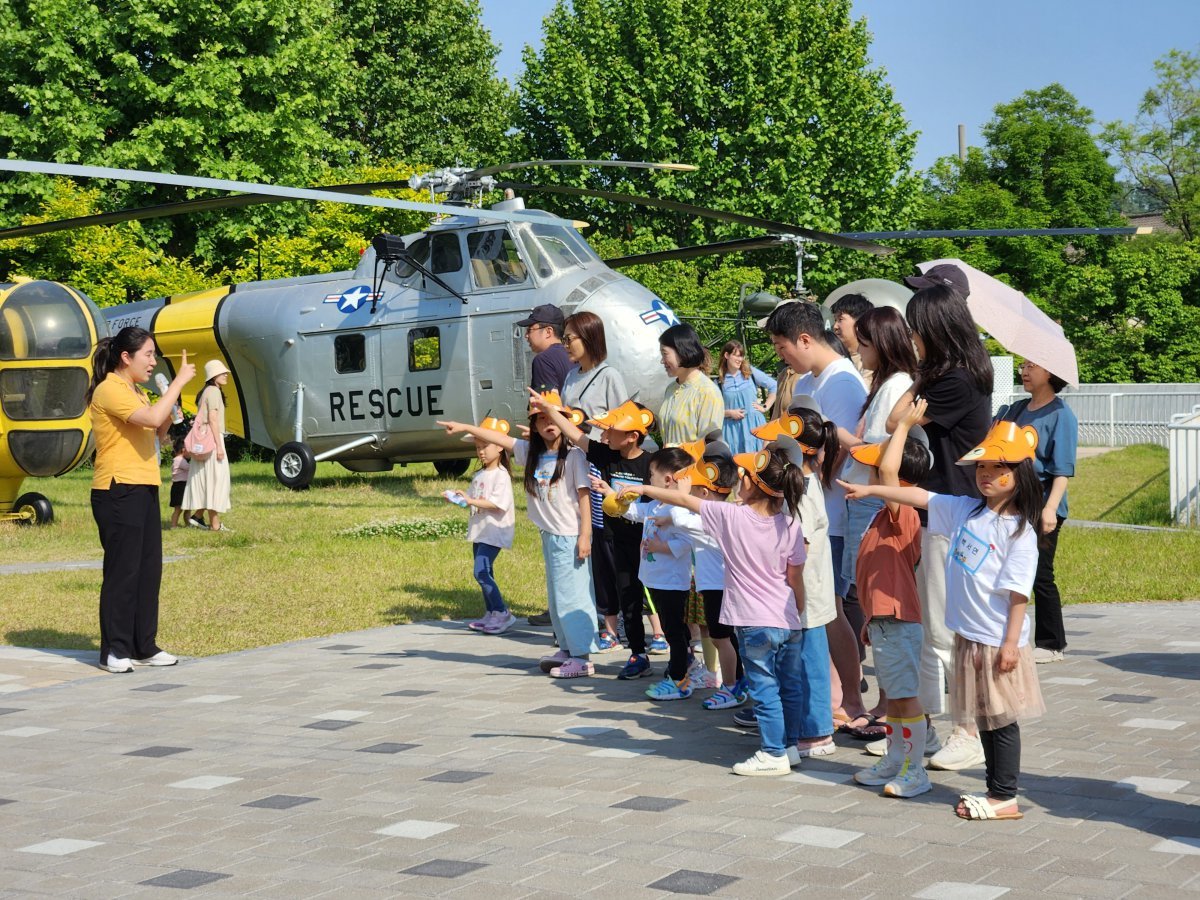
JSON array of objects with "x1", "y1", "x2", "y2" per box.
[{"x1": 700, "y1": 501, "x2": 807, "y2": 629}]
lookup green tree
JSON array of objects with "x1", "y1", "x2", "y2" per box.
[
  {"x1": 0, "y1": 0, "x2": 362, "y2": 265},
  {"x1": 1, "y1": 181, "x2": 218, "y2": 307},
  {"x1": 333, "y1": 0, "x2": 515, "y2": 166},
  {"x1": 1103, "y1": 48, "x2": 1200, "y2": 240},
  {"x1": 516, "y1": 0, "x2": 919, "y2": 303}
]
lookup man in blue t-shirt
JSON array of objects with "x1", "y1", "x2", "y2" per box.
[{"x1": 518, "y1": 304, "x2": 571, "y2": 392}]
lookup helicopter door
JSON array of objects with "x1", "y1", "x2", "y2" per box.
[
  {"x1": 379, "y1": 318, "x2": 472, "y2": 457},
  {"x1": 300, "y1": 328, "x2": 381, "y2": 439}
]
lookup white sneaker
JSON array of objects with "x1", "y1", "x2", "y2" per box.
[
  {"x1": 467, "y1": 611, "x2": 496, "y2": 631},
  {"x1": 854, "y1": 756, "x2": 902, "y2": 786},
  {"x1": 482, "y1": 611, "x2": 517, "y2": 635},
  {"x1": 1033, "y1": 647, "x2": 1065, "y2": 664},
  {"x1": 732, "y1": 750, "x2": 792, "y2": 777},
  {"x1": 102, "y1": 654, "x2": 134, "y2": 673},
  {"x1": 883, "y1": 765, "x2": 933, "y2": 798},
  {"x1": 132, "y1": 651, "x2": 177, "y2": 667},
  {"x1": 687, "y1": 658, "x2": 719, "y2": 690},
  {"x1": 867, "y1": 722, "x2": 941, "y2": 757},
  {"x1": 928, "y1": 726, "x2": 985, "y2": 771}
]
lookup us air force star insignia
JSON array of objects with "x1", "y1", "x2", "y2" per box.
[{"x1": 323, "y1": 285, "x2": 382, "y2": 313}]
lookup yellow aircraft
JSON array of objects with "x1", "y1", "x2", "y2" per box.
[{"x1": 0, "y1": 277, "x2": 109, "y2": 523}]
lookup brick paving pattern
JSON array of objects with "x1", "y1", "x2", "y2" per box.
[{"x1": 0, "y1": 601, "x2": 1198, "y2": 897}]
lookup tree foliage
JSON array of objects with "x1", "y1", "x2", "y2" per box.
[
  {"x1": 1103, "y1": 48, "x2": 1200, "y2": 240},
  {"x1": 333, "y1": 0, "x2": 515, "y2": 166},
  {"x1": 516, "y1": 0, "x2": 919, "y2": 300},
  {"x1": 904, "y1": 82, "x2": 1200, "y2": 383}
]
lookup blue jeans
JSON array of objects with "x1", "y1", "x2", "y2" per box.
[
  {"x1": 737, "y1": 626, "x2": 805, "y2": 756},
  {"x1": 541, "y1": 531, "x2": 598, "y2": 657},
  {"x1": 473, "y1": 543, "x2": 507, "y2": 614},
  {"x1": 792, "y1": 626, "x2": 833, "y2": 740}
]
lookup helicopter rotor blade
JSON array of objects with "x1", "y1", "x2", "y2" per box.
[
  {"x1": 0, "y1": 180, "x2": 414, "y2": 242},
  {"x1": 841, "y1": 226, "x2": 1152, "y2": 239},
  {"x1": 498, "y1": 181, "x2": 893, "y2": 256},
  {"x1": 467, "y1": 159, "x2": 698, "y2": 179},
  {"x1": 605, "y1": 236, "x2": 790, "y2": 268},
  {"x1": 0, "y1": 159, "x2": 560, "y2": 235}
]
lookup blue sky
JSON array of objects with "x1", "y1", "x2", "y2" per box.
[{"x1": 479, "y1": 0, "x2": 1199, "y2": 171}]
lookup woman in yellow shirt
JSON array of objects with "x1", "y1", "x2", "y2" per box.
[{"x1": 87, "y1": 327, "x2": 195, "y2": 674}]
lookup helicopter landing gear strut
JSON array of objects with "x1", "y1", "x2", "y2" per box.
[
  {"x1": 11, "y1": 491, "x2": 53, "y2": 526},
  {"x1": 274, "y1": 442, "x2": 316, "y2": 491}
]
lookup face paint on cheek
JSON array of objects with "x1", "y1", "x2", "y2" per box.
[{"x1": 997, "y1": 474, "x2": 1013, "y2": 488}]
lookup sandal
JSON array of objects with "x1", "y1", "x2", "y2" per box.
[
  {"x1": 955, "y1": 794, "x2": 1023, "y2": 821},
  {"x1": 839, "y1": 713, "x2": 888, "y2": 740}
]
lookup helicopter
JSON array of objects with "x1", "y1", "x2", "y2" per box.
[
  {"x1": 0, "y1": 158, "x2": 894, "y2": 500},
  {"x1": 0, "y1": 158, "x2": 1151, "y2": 513},
  {"x1": 0, "y1": 277, "x2": 108, "y2": 523}
]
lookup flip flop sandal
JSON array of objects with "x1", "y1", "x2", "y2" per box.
[
  {"x1": 956, "y1": 794, "x2": 1023, "y2": 821},
  {"x1": 841, "y1": 713, "x2": 888, "y2": 740}
]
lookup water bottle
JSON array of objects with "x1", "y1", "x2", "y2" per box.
[{"x1": 154, "y1": 374, "x2": 184, "y2": 425}]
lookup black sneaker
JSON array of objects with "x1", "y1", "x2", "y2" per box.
[
  {"x1": 732, "y1": 706, "x2": 758, "y2": 728},
  {"x1": 528, "y1": 610, "x2": 552, "y2": 626}
]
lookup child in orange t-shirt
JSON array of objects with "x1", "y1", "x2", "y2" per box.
[{"x1": 846, "y1": 400, "x2": 934, "y2": 798}]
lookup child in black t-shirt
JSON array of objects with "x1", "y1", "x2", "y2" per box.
[{"x1": 529, "y1": 391, "x2": 660, "y2": 679}]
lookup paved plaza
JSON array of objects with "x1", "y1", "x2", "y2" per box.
[{"x1": 1, "y1": 601, "x2": 1198, "y2": 898}]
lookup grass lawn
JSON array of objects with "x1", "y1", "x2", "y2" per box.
[{"x1": 1, "y1": 445, "x2": 1197, "y2": 656}]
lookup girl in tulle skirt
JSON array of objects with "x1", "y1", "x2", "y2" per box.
[{"x1": 840, "y1": 418, "x2": 1046, "y2": 820}]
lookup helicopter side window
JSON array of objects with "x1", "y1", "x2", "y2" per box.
[
  {"x1": 334, "y1": 334, "x2": 366, "y2": 374},
  {"x1": 430, "y1": 233, "x2": 464, "y2": 274},
  {"x1": 467, "y1": 230, "x2": 528, "y2": 288},
  {"x1": 408, "y1": 327, "x2": 441, "y2": 372},
  {"x1": 527, "y1": 222, "x2": 588, "y2": 271}
]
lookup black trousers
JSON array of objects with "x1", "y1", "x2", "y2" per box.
[
  {"x1": 92, "y1": 483, "x2": 163, "y2": 663},
  {"x1": 700, "y1": 589, "x2": 743, "y2": 681},
  {"x1": 978, "y1": 719, "x2": 1021, "y2": 800},
  {"x1": 591, "y1": 527, "x2": 619, "y2": 618},
  {"x1": 649, "y1": 588, "x2": 691, "y2": 681},
  {"x1": 612, "y1": 529, "x2": 648, "y2": 656},
  {"x1": 1033, "y1": 516, "x2": 1067, "y2": 651}
]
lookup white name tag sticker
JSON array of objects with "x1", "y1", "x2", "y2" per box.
[{"x1": 952, "y1": 526, "x2": 991, "y2": 574}]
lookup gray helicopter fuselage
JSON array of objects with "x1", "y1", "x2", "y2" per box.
[{"x1": 103, "y1": 211, "x2": 678, "y2": 468}]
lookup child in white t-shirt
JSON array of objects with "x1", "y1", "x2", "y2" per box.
[
  {"x1": 439, "y1": 393, "x2": 598, "y2": 678},
  {"x1": 444, "y1": 416, "x2": 516, "y2": 636},
  {"x1": 840, "y1": 418, "x2": 1046, "y2": 820}
]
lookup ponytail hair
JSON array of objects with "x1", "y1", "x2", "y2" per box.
[
  {"x1": 794, "y1": 408, "x2": 839, "y2": 487},
  {"x1": 86, "y1": 326, "x2": 153, "y2": 402},
  {"x1": 753, "y1": 447, "x2": 808, "y2": 518}
]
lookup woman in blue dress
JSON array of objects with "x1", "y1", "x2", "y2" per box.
[{"x1": 717, "y1": 340, "x2": 777, "y2": 454}]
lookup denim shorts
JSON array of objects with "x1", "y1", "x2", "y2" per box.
[{"x1": 868, "y1": 616, "x2": 923, "y2": 699}]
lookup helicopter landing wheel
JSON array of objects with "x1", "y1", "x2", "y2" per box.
[
  {"x1": 12, "y1": 491, "x2": 53, "y2": 526},
  {"x1": 274, "y1": 441, "x2": 316, "y2": 491},
  {"x1": 433, "y1": 458, "x2": 470, "y2": 478}
]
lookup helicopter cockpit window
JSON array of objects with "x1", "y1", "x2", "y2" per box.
[
  {"x1": 522, "y1": 222, "x2": 594, "y2": 274},
  {"x1": 0, "y1": 281, "x2": 92, "y2": 361},
  {"x1": 408, "y1": 327, "x2": 441, "y2": 372},
  {"x1": 0, "y1": 368, "x2": 89, "y2": 420},
  {"x1": 430, "y1": 233, "x2": 463, "y2": 274},
  {"x1": 467, "y1": 229, "x2": 529, "y2": 288},
  {"x1": 391, "y1": 235, "x2": 430, "y2": 282},
  {"x1": 334, "y1": 334, "x2": 366, "y2": 374}
]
